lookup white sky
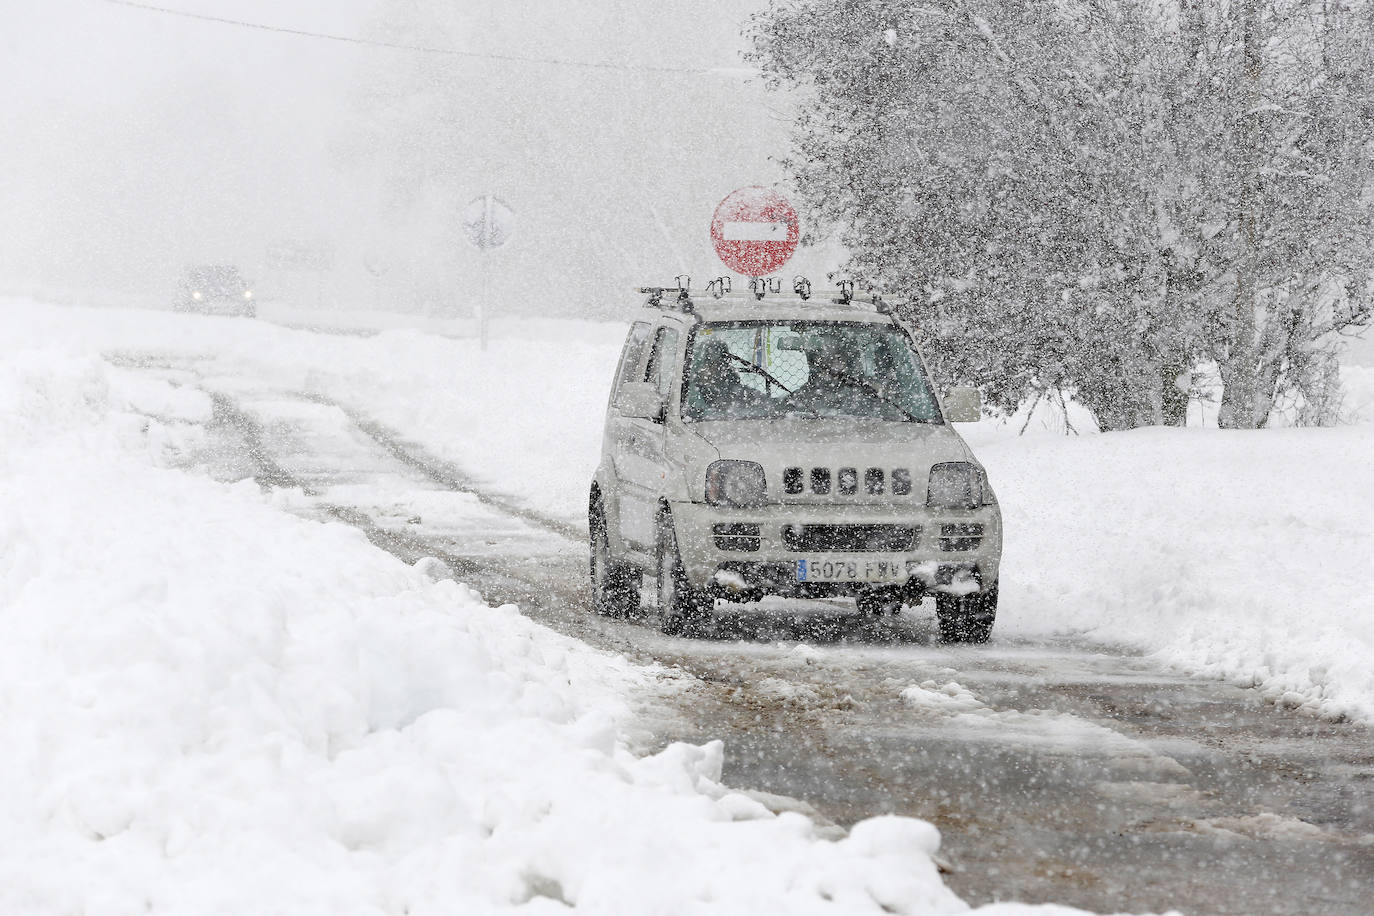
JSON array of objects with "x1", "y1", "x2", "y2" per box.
[{"x1": 2, "y1": 0, "x2": 838, "y2": 314}]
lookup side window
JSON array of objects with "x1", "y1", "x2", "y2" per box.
[
  {"x1": 611, "y1": 321, "x2": 654, "y2": 407},
  {"x1": 644, "y1": 327, "x2": 681, "y2": 397}
]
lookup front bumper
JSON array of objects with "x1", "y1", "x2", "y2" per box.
[
  {"x1": 184, "y1": 298, "x2": 254, "y2": 316},
  {"x1": 670, "y1": 500, "x2": 1002, "y2": 598}
]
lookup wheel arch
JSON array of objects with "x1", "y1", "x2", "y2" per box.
[{"x1": 589, "y1": 474, "x2": 634, "y2": 559}]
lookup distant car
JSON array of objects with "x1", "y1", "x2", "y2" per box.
[
  {"x1": 589, "y1": 278, "x2": 1003, "y2": 641},
  {"x1": 174, "y1": 265, "x2": 256, "y2": 317}
]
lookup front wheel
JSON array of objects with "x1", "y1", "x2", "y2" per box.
[
  {"x1": 589, "y1": 494, "x2": 639, "y2": 618},
  {"x1": 656, "y1": 511, "x2": 710, "y2": 636},
  {"x1": 936, "y1": 584, "x2": 997, "y2": 644}
]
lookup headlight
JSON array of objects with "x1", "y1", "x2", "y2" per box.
[
  {"x1": 926, "y1": 462, "x2": 987, "y2": 509},
  {"x1": 705, "y1": 460, "x2": 767, "y2": 508},
  {"x1": 191, "y1": 291, "x2": 202, "y2": 301},
  {"x1": 243, "y1": 289, "x2": 253, "y2": 300}
]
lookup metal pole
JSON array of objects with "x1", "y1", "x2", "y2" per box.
[
  {"x1": 479, "y1": 251, "x2": 489, "y2": 351},
  {"x1": 479, "y1": 194, "x2": 492, "y2": 350}
]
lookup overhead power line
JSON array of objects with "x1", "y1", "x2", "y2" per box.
[{"x1": 101, "y1": 0, "x2": 717, "y2": 75}]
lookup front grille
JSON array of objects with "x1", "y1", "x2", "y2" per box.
[
  {"x1": 787, "y1": 466, "x2": 912, "y2": 498},
  {"x1": 938, "y1": 523, "x2": 984, "y2": 551},
  {"x1": 713, "y1": 522, "x2": 760, "y2": 552},
  {"x1": 782, "y1": 524, "x2": 918, "y2": 552}
]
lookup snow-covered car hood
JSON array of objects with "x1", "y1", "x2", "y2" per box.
[{"x1": 686, "y1": 417, "x2": 978, "y2": 505}]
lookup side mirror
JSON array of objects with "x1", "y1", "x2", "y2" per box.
[
  {"x1": 943, "y1": 387, "x2": 982, "y2": 423},
  {"x1": 618, "y1": 382, "x2": 666, "y2": 421}
]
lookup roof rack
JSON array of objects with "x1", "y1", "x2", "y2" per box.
[
  {"x1": 637, "y1": 274, "x2": 695, "y2": 313},
  {"x1": 638, "y1": 274, "x2": 906, "y2": 316},
  {"x1": 749, "y1": 277, "x2": 782, "y2": 300}
]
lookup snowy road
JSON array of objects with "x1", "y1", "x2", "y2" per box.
[{"x1": 130, "y1": 357, "x2": 1373, "y2": 916}]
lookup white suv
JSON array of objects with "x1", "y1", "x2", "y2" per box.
[{"x1": 588, "y1": 280, "x2": 1002, "y2": 641}]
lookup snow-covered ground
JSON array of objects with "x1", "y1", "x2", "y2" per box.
[
  {"x1": 4, "y1": 299, "x2": 1131, "y2": 914},
  {"x1": 7, "y1": 298, "x2": 1374, "y2": 726}
]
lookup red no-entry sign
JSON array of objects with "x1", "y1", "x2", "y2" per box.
[{"x1": 710, "y1": 186, "x2": 799, "y2": 277}]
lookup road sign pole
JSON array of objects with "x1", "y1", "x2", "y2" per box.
[
  {"x1": 479, "y1": 251, "x2": 490, "y2": 351},
  {"x1": 460, "y1": 193, "x2": 514, "y2": 351},
  {"x1": 480, "y1": 195, "x2": 491, "y2": 350}
]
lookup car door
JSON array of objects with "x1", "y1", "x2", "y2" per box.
[
  {"x1": 617, "y1": 324, "x2": 680, "y2": 551},
  {"x1": 604, "y1": 321, "x2": 653, "y2": 534}
]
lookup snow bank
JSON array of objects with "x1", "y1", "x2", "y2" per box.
[
  {"x1": 975, "y1": 424, "x2": 1374, "y2": 722},
  {"x1": 1, "y1": 299, "x2": 616, "y2": 522},
  {"x1": 0, "y1": 308, "x2": 1104, "y2": 915}
]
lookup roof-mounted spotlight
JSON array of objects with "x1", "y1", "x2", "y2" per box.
[
  {"x1": 638, "y1": 279, "x2": 694, "y2": 312},
  {"x1": 749, "y1": 277, "x2": 782, "y2": 300},
  {"x1": 706, "y1": 277, "x2": 732, "y2": 299},
  {"x1": 835, "y1": 280, "x2": 854, "y2": 304},
  {"x1": 792, "y1": 276, "x2": 812, "y2": 300}
]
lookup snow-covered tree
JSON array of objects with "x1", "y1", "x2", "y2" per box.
[{"x1": 750, "y1": 0, "x2": 1374, "y2": 429}]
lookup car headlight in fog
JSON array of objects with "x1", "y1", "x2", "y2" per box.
[
  {"x1": 926, "y1": 462, "x2": 987, "y2": 509},
  {"x1": 191, "y1": 291, "x2": 203, "y2": 301},
  {"x1": 243, "y1": 290, "x2": 253, "y2": 300},
  {"x1": 705, "y1": 460, "x2": 768, "y2": 508}
]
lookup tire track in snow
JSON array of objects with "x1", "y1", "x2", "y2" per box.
[
  {"x1": 296, "y1": 393, "x2": 585, "y2": 543},
  {"x1": 207, "y1": 392, "x2": 482, "y2": 579}
]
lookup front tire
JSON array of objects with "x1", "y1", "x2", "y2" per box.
[
  {"x1": 936, "y1": 584, "x2": 997, "y2": 643},
  {"x1": 656, "y1": 510, "x2": 710, "y2": 636},
  {"x1": 589, "y1": 493, "x2": 639, "y2": 618}
]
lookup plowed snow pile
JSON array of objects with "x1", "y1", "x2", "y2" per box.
[
  {"x1": 970, "y1": 421, "x2": 1374, "y2": 723},
  {"x1": 1, "y1": 310, "x2": 1102, "y2": 914}
]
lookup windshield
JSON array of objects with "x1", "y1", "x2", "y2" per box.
[
  {"x1": 683, "y1": 321, "x2": 942, "y2": 423},
  {"x1": 186, "y1": 266, "x2": 245, "y2": 293}
]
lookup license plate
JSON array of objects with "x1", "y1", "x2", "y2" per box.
[{"x1": 796, "y1": 557, "x2": 912, "y2": 583}]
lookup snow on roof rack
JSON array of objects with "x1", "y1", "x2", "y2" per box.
[
  {"x1": 638, "y1": 275, "x2": 695, "y2": 312},
  {"x1": 639, "y1": 274, "x2": 902, "y2": 315},
  {"x1": 749, "y1": 277, "x2": 783, "y2": 300}
]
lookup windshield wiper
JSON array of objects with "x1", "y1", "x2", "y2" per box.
[
  {"x1": 808, "y1": 364, "x2": 932, "y2": 424},
  {"x1": 724, "y1": 351, "x2": 793, "y2": 394},
  {"x1": 721, "y1": 352, "x2": 822, "y2": 419}
]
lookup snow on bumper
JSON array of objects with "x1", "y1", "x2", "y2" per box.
[{"x1": 671, "y1": 500, "x2": 1002, "y2": 595}]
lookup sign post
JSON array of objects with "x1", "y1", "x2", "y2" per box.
[
  {"x1": 710, "y1": 187, "x2": 799, "y2": 279},
  {"x1": 460, "y1": 194, "x2": 515, "y2": 350}
]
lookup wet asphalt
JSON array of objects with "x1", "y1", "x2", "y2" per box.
[{"x1": 125, "y1": 358, "x2": 1374, "y2": 916}]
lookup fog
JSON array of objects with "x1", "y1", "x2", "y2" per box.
[{"x1": 3, "y1": 0, "x2": 836, "y2": 318}]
